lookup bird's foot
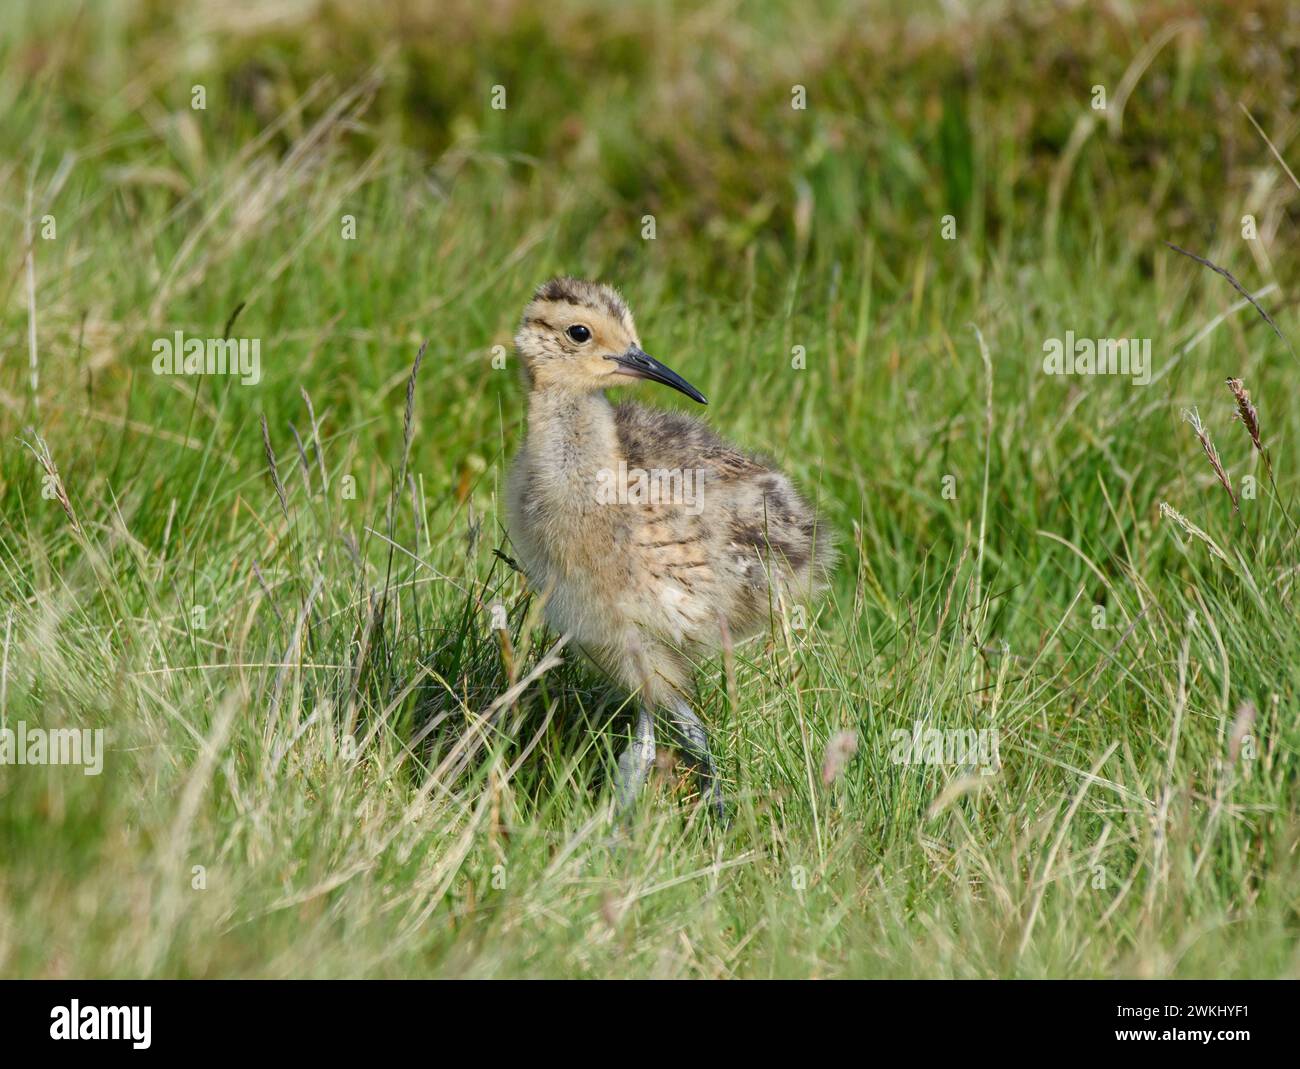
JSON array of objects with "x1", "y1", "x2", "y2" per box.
[
  {"x1": 669, "y1": 698, "x2": 731, "y2": 827},
  {"x1": 703, "y1": 784, "x2": 731, "y2": 827},
  {"x1": 612, "y1": 703, "x2": 656, "y2": 819}
]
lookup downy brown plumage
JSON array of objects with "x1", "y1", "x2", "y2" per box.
[{"x1": 505, "y1": 277, "x2": 833, "y2": 819}]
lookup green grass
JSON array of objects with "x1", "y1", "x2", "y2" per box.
[{"x1": 1, "y1": 0, "x2": 1298, "y2": 978}]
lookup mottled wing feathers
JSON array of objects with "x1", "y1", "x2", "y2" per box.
[
  {"x1": 613, "y1": 400, "x2": 835, "y2": 591},
  {"x1": 612, "y1": 401, "x2": 768, "y2": 478}
]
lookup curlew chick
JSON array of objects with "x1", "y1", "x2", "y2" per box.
[{"x1": 505, "y1": 277, "x2": 833, "y2": 820}]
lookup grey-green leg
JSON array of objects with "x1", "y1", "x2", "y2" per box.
[
  {"x1": 613, "y1": 703, "x2": 656, "y2": 816},
  {"x1": 669, "y1": 698, "x2": 728, "y2": 823}
]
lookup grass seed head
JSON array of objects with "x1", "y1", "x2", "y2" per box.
[
  {"x1": 1226, "y1": 377, "x2": 1269, "y2": 474},
  {"x1": 821, "y1": 729, "x2": 859, "y2": 785},
  {"x1": 1182, "y1": 407, "x2": 1237, "y2": 512}
]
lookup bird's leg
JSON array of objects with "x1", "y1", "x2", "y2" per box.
[
  {"x1": 613, "y1": 702, "x2": 656, "y2": 817},
  {"x1": 668, "y1": 697, "x2": 728, "y2": 823}
]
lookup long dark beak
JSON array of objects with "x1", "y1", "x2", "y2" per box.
[{"x1": 605, "y1": 347, "x2": 708, "y2": 405}]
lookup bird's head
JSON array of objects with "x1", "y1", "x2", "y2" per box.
[{"x1": 514, "y1": 277, "x2": 707, "y2": 404}]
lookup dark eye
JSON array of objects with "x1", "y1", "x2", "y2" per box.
[{"x1": 566, "y1": 324, "x2": 591, "y2": 343}]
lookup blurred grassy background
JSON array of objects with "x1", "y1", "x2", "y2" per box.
[{"x1": 0, "y1": 0, "x2": 1298, "y2": 978}]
